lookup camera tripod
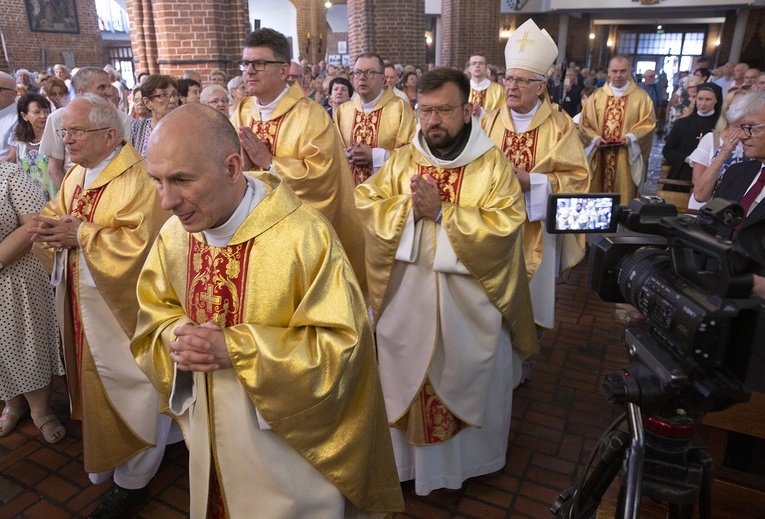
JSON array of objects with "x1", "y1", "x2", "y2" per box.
[
  {"x1": 550, "y1": 328, "x2": 737, "y2": 519},
  {"x1": 551, "y1": 400, "x2": 714, "y2": 519}
]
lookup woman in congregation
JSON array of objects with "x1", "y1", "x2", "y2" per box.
[
  {"x1": 5, "y1": 93, "x2": 56, "y2": 201},
  {"x1": 227, "y1": 76, "x2": 247, "y2": 114},
  {"x1": 326, "y1": 77, "x2": 353, "y2": 120},
  {"x1": 201, "y1": 85, "x2": 230, "y2": 116},
  {"x1": 689, "y1": 88, "x2": 752, "y2": 208},
  {"x1": 662, "y1": 82, "x2": 723, "y2": 191},
  {"x1": 44, "y1": 77, "x2": 69, "y2": 110},
  {"x1": 0, "y1": 162, "x2": 65, "y2": 443},
  {"x1": 132, "y1": 74, "x2": 179, "y2": 157}
]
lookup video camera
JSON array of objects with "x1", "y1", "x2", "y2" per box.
[
  {"x1": 548, "y1": 194, "x2": 765, "y2": 416},
  {"x1": 548, "y1": 194, "x2": 765, "y2": 519}
]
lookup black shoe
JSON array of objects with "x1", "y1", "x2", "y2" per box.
[{"x1": 87, "y1": 486, "x2": 149, "y2": 519}]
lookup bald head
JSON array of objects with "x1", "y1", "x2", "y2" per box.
[
  {"x1": 147, "y1": 104, "x2": 245, "y2": 232},
  {"x1": 0, "y1": 72, "x2": 16, "y2": 110}
]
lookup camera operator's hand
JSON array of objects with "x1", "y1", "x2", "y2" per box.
[{"x1": 753, "y1": 275, "x2": 765, "y2": 300}]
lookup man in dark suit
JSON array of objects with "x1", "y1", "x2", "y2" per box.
[{"x1": 712, "y1": 90, "x2": 765, "y2": 298}]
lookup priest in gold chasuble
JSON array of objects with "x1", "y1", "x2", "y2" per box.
[
  {"x1": 579, "y1": 54, "x2": 656, "y2": 202},
  {"x1": 232, "y1": 29, "x2": 366, "y2": 293},
  {"x1": 30, "y1": 96, "x2": 173, "y2": 516},
  {"x1": 467, "y1": 54, "x2": 504, "y2": 116},
  {"x1": 336, "y1": 53, "x2": 416, "y2": 185},
  {"x1": 133, "y1": 104, "x2": 403, "y2": 518},
  {"x1": 355, "y1": 69, "x2": 537, "y2": 496},
  {"x1": 481, "y1": 19, "x2": 590, "y2": 331}
]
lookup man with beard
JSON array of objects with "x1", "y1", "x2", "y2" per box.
[{"x1": 355, "y1": 68, "x2": 537, "y2": 495}]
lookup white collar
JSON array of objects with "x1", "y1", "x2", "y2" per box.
[
  {"x1": 255, "y1": 85, "x2": 290, "y2": 121},
  {"x1": 697, "y1": 109, "x2": 715, "y2": 117},
  {"x1": 609, "y1": 81, "x2": 631, "y2": 97},
  {"x1": 83, "y1": 146, "x2": 121, "y2": 189},
  {"x1": 203, "y1": 176, "x2": 266, "y2": 246},
  {"x1": 510, "y1": 99, "x2": 542, "y2": 133},
  {"x1": 360, "y1": 89, "x2": 384, "y2": 113},
  {"x1": 470, "y1": 78, "x2": 491, "y2": 91}
]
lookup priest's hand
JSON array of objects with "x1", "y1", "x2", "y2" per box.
[
  {"x1": 171, "y1": 322, "x2": 233, "y2": 372},
  {"x1": 29, "y1": 215, "x2": 81, "y2": 249},
  {"x1": 410, "y1": 173, "x2": 442, "y2": 221},
  {"x1": 513, "y1": 165, "x2": 531, "y2": 192},
  {"x1": 345, "y1": 143, "x2": 372, "y2": 167},
  {"x1": 238, "y1": 126, "x2": 273, "y2": 171}
]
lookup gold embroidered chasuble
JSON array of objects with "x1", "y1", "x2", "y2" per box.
[
  {"x1": 481, "y1": 98, "x2": 590, "y2": 279},
  {"x1": 469, "y1": 81, "x2": 504, "y2": 112},
  {"x1": 131, "y1": 173, "x2": 403, "y2": 515},
  {"x1": 335, "y1": 86, "x2": 417, "y2": 185},
  {"x1": 231, "y1": 83, "x2": 367, "y2": 292},
  {"x1": 355, "y1": 138, "x2": 537, "y2": 444},
  {"x1": 579, "y1": 82, "x2": 656, "y2": 201},
  {"x1": 34, "y1": 142, "x2": 170, "y2": 472}
]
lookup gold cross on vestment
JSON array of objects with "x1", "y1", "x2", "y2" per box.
[
  {"x1": 200, "y1": 285, "x2": 222, "y2": 310},
  {"x1": 515, "y1": 31, "x2": 535, "y2": 53}
]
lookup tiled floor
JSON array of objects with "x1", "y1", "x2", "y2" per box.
[{"x1": 3, "y1": 134, "x2": 734, "y2": 519}]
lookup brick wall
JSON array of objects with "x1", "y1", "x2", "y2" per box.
[
  {"x1": 127, "y1": 0, "x2": 250, "y2": 82},
  {"x1": 0, "y1": 0, "x2": 107, "y2": 74},
  {"x1": 347, "y1": 0, "x2": 425, "y2": 67},
  {"x1": 441, "y1": 0, "x2": 501, "y2": 69},
  {"x1": 294, "y1": 0, "x2": 330, "y2": 64}
]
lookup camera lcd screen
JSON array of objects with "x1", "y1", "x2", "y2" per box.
[{"x1": 546, "y1": 194, "x2": 620, "y2": 234}]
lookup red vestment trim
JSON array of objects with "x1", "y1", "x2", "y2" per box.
[
  {"x1": 500, "y1": 127, "x2": 539, "y2": 172},
  {"x1": 350, "y1": 109, "x2": 382, "y2": 184},
  {"x1": 248, "y1": 115, "x2": 285, "y2": 157},
  {"x1": 600, "y1": 95, "x2": 628, "y2": 192},
  {"x1": 470, "y1": 88, "x2": 486, "y2": 109},
  {"x1": 417, "y1": 164, "x2": 465, "y2": 204}
]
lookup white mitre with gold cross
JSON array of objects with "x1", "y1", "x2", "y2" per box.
[{"x1": 504, "y1": 19, "x2": 558, "y2": 75}]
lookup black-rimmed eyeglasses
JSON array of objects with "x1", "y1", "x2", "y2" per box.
[
  {"x1": 238, "y1": 60, "x2": 287, "y2": 72},
  {"x1": 740, "y1": 123, "x2": 765, "y2": 138}
]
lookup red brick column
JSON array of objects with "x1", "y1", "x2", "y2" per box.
[
  {"x1": 126, "y1": 0, "x2": 250, "y2": 81},
  {"x1": 347, "y1": 0, "x2": 425, "y2": 66},
  {"x1": 440, "y1": 0, "x2": 501, "y2": 69}
]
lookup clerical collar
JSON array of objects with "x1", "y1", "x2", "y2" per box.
[
  {"x1": 510, "y1": 99, "x2": 542, "y2": 133},
  {"x1": 609, "y1": 81, "x2": 631, "y2": 97},
  {"x1": 256, "y1": 84, "x2": 290, "y2": 122},
  {"x1": 428, "y1": 121, "x2": 472, "y2": 161},
  {"x1": 360, "y1": 89, "x2": 384, "y2": 113},
  {"x1": 697, "y1": 109, "x2": 715, "y2": 117},
  {"x1": 470, "y1": 78, "x2": 491, "y2": 91},
  {"x1": 203, "y1": 176, "x2": 266, "y2": 247},
  {"x1": 83, "y1": 145, "x2": 122, "y2": 189}
]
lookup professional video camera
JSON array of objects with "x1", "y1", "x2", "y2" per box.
[{"x1": 546, "y1": 194, "x2": 765, "y2": 519}]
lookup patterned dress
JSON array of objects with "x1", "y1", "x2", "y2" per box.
[
  {"x1": 17, "y1": 140, "x2": 56, "y2": 201},
  {"x1": 0, "y1": 162, "x2": 63, "y2": 400}
]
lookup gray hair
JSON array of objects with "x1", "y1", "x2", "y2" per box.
[
  {"x1": 200, "y1": 85, "x2": 229, "y2": 105},
  {"x1": 72, "y1": 67, "x2": 109, "y2": 93},
  {"x1": 727, "y1": 90, "x2": 765, "y2": 124},
  {"x1": 76, "y1": 93, "x2": 125, "y2": 140},
  {"x1": 227, "y1": 76, "x2": 244, "y2": 94}
]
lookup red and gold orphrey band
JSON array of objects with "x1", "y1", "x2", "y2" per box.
[
  {"x1": 417, "y1": 164, "x2": 465, "y2": 204},
  {"x1": 501, "y1": 128, "x2": 539, "y2": 172},
  {"x1": 600, "y1": 95, "x2": 627, "y2": 193},
  {"x1": 248, "y1": 116, "x2": 285, "y2": 157},
  {"x1": 350, "y1": 110, "x2": 382, "y2": 184}
]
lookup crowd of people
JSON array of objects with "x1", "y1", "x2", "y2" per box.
[{"x1": 0, "y1": 19, "x2": 764, "y2": 519}]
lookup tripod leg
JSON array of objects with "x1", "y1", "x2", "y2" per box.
[{"x1": 696, "y1": 447, "x2": 715, "y2": 519}]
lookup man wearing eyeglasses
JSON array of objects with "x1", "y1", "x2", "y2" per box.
[
  {"x1": 356, "y1": 68, "x2": 536, "y2": 496},
  {"x1": 231, "y1": 28, "x2": 366, "y2": 291},
  {"x1": 30, "y1": 94, "x2": 172, "y2": 518},
  {"x1": 579, "y1": 54, "x2": 656, "y2": 202},
  {"x1": 39, "y1": 67, "x2": 133, "y2": 189},
  {"x1": 0, "y1": 72, "x2": 18, "y2": 160},
  {"x1": 335, "y1": 52, "x2": 416, "y2": 185},
  {"x1": 712, "y1": 91, "x2": 765, "y2": 240},
  {"x1": 481, "y1": 19, "x2": 590, "y2": 333},
  {"x1": 467, "y1": 55, "x2": 503, "y2": 115}
]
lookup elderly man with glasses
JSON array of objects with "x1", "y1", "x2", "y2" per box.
[
  {"x1": 39, "y1": 67, "x2": 133, "y2": 188},
  {"x1": 29, "y1": 94, "x2": 172, "y2": 519},
  {"x1": 334, "y1": 52, "x2": 416, "y2": 185},
  {"x1": 231, "y1": 28, "x2": 367, "y2": 291},
  {"x1": 481, "y1": 19, "x2": 590, "y2": 336},
  {"x1": 355, "y1": 67, "x2": 537, "y2": 496}
]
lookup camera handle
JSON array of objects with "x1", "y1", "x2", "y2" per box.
[{"x1": 551, "y1": 401, "x2": 714, "y2": 519}]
